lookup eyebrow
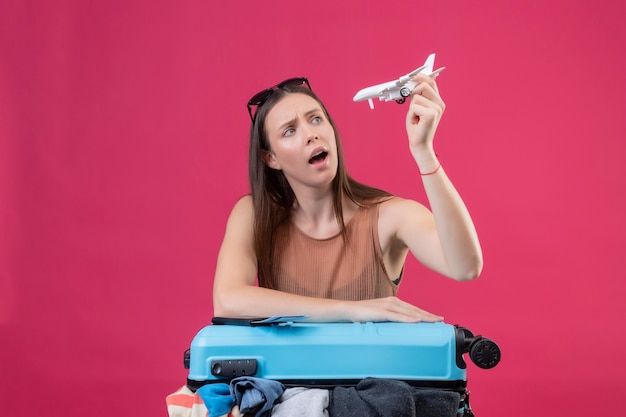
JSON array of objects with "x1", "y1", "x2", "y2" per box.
[{"x1": 276, "y1": 108, "x2": 321, "y2": 132}]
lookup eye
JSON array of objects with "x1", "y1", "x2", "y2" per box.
[
  {"x1": 311, "y1": 115, "x2": 323, "y2": 124},
  {"x1": 282, "y1": 127, "x2": 296, "y2": 137}
]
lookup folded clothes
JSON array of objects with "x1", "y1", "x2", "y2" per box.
[
  {"x1": 229, "y1": 376, "x2": 286, "y2": 417},
  {"x1": 329, "y1": 378, "x2": 460, "y2": 417},
  {"x1": 330, "y1": 378, "x2": 416, "y2": 417},
  {"x1": 196, "y1": 383, "x2": 235, "y2": 417},
  {"x1": 166, "y1": 385, "x2": 208, "y2": 417},
  {"x1": 412, "y1": 387, "x2": 461, "y2": 417},
  {"x1": 272, "y1": 387, "x2": 330, "y2": 417},
  {"x1": 166, "y1": 385, "x2": 243, "y2": 417}
]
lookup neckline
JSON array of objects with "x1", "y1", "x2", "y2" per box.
[{"x1": 290, "y1": 204, "x2": 365, "y2": 241}]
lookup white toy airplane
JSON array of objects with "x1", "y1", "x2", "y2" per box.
[{"x1": 353, "y1": 53, "x2": 445, "y2": 109}]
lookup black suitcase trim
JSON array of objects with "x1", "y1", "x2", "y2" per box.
[{"x1": 187, "y1": 377, "x2": 467, "y2": 392}]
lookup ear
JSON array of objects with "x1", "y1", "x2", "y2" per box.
[{"x1": 262, "y1": 150, "x2": 282, "y2": 170}]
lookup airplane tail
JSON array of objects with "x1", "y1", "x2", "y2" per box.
[
  {"x1": 423, "y1": 53, "x2": 435, "y2": 74},
  {"x1": 406, "y1": 53, "x2": 436, "y2": 78}
]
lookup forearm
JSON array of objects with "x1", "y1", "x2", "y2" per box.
[
  {"x1": 213, "y1": 283, "x2": 350, "y2": 321},
  {"x1": 214, "y1": 283, "x2": 444, "y2": 323},
  {"x1": 415, "y1": 149, "x2": 483, "y2": 280}
]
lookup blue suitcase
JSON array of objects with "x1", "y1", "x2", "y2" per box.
[{"x1": 184, "y1": 319, "x2": 500, "y2": 416}]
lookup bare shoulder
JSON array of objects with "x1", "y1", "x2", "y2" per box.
[
  {"x1": 229, "y1": 195, "x2": 253, "y2": 220},
  {"x1": 224, "y1": 195, "x2": 255, "y2": 237},
  {"x1": 379, "y1": 196, "x2": 430, "y2": 221},
  {"x1": 217, "y1": 195, "x2": 256, "y2": 268},
  {"x1": 378, "y1": 197, "x2": 433, "y2": 241}
]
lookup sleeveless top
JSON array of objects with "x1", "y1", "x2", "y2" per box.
[{"x1": 259, "y1": 202, "x2": 400, "y2": 300}]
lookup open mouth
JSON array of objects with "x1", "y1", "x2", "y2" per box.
[{"x1": 308, "y1": 150, "x2": 328, "y2": 164}]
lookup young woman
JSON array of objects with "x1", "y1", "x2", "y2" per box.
[{"x1": 212, "y1": 74, "x2": 482, "y2": 323}]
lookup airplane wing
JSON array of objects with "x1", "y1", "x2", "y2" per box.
[
  {"x1": 399, "y1": 64, "x2": 427, "y2": 83},
  {"x1": 394, "y1": 53, "x2": 434, "y2": 82}
]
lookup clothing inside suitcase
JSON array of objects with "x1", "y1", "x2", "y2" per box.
[{"x1": 184, "y1": 320, "x2": 500, "y2": 417}]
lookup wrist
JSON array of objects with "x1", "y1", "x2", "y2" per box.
[
  {"x1": 412, "y1": 149, "x2": 440, "y2": 175},
  {"x1": 419, "y1": 157, "x2": 441, "y2": 176},
  {"x1": 332, "y1": 300, "x2": 353, "y2": 321}
]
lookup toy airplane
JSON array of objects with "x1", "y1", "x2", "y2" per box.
[{"x1": 353, "y1": 53, "x2": 445, "y2": 109}]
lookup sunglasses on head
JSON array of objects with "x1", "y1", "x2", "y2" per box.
[{"x1": 247, "y1": 77, "x2": 312, "y2": 122}]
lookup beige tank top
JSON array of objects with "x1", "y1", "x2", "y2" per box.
[{"x1": 260, "y1": 202, "x2": 399, "y2": 300}]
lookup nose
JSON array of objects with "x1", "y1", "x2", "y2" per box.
[{"x1": 303, "y1": 124, "x2": 319, "y2": 144}]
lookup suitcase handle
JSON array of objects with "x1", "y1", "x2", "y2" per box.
[{"x1": 212, "y1": 316, "x2": 309, "y2": 326}]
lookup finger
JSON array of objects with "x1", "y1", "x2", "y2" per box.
[
  {"x1": 388, "y1": 299, "x2": 444, "y2": 322},
  {"x1": 411, "y1": 73, "x2": 442, "y2": 99},
  {"x1": 406, "y1": 102, "x2": 441, "y2": 128},
  {"x1": 411, "y1": 82, "x2": 444, "y2": 107},
  {"x1": 411, "y1": 73, "x2": 438, "y2": 89},
  {"x1": 416, "y1": 311, "x2": 445, "y2": 322},
  {"x1": 391, "y1": 311, "x2": 444, "y2": 323},
  {"x1": 409, "y1": 95, "x2": 445, "y2": 121},
  {"x1": 411, "y1": 305, "x2": 444, "y2": 319}
]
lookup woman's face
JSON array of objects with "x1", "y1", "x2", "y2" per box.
[{"x1": 263, "y1": 93, "x2": 338, "y2": 191}]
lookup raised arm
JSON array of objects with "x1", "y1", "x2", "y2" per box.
[
  {"x1": 212, "y1": 196, "x2": 443, "y2": 322},
  {"x1": 385, "y1": 73, "x2": 482, "y2": 281}
]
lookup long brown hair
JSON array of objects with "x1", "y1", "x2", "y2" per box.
[{"x1": 248, "y1": 84, "x2": 392, "y2": 283}]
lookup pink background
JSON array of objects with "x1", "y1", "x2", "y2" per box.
[{"x1": 2, "y1": 1, "x2": 625, "y2": 416}]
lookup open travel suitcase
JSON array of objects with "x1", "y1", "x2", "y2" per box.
[{"x1": 184, "y1": 318, "x2": 500, "y2": 416}]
